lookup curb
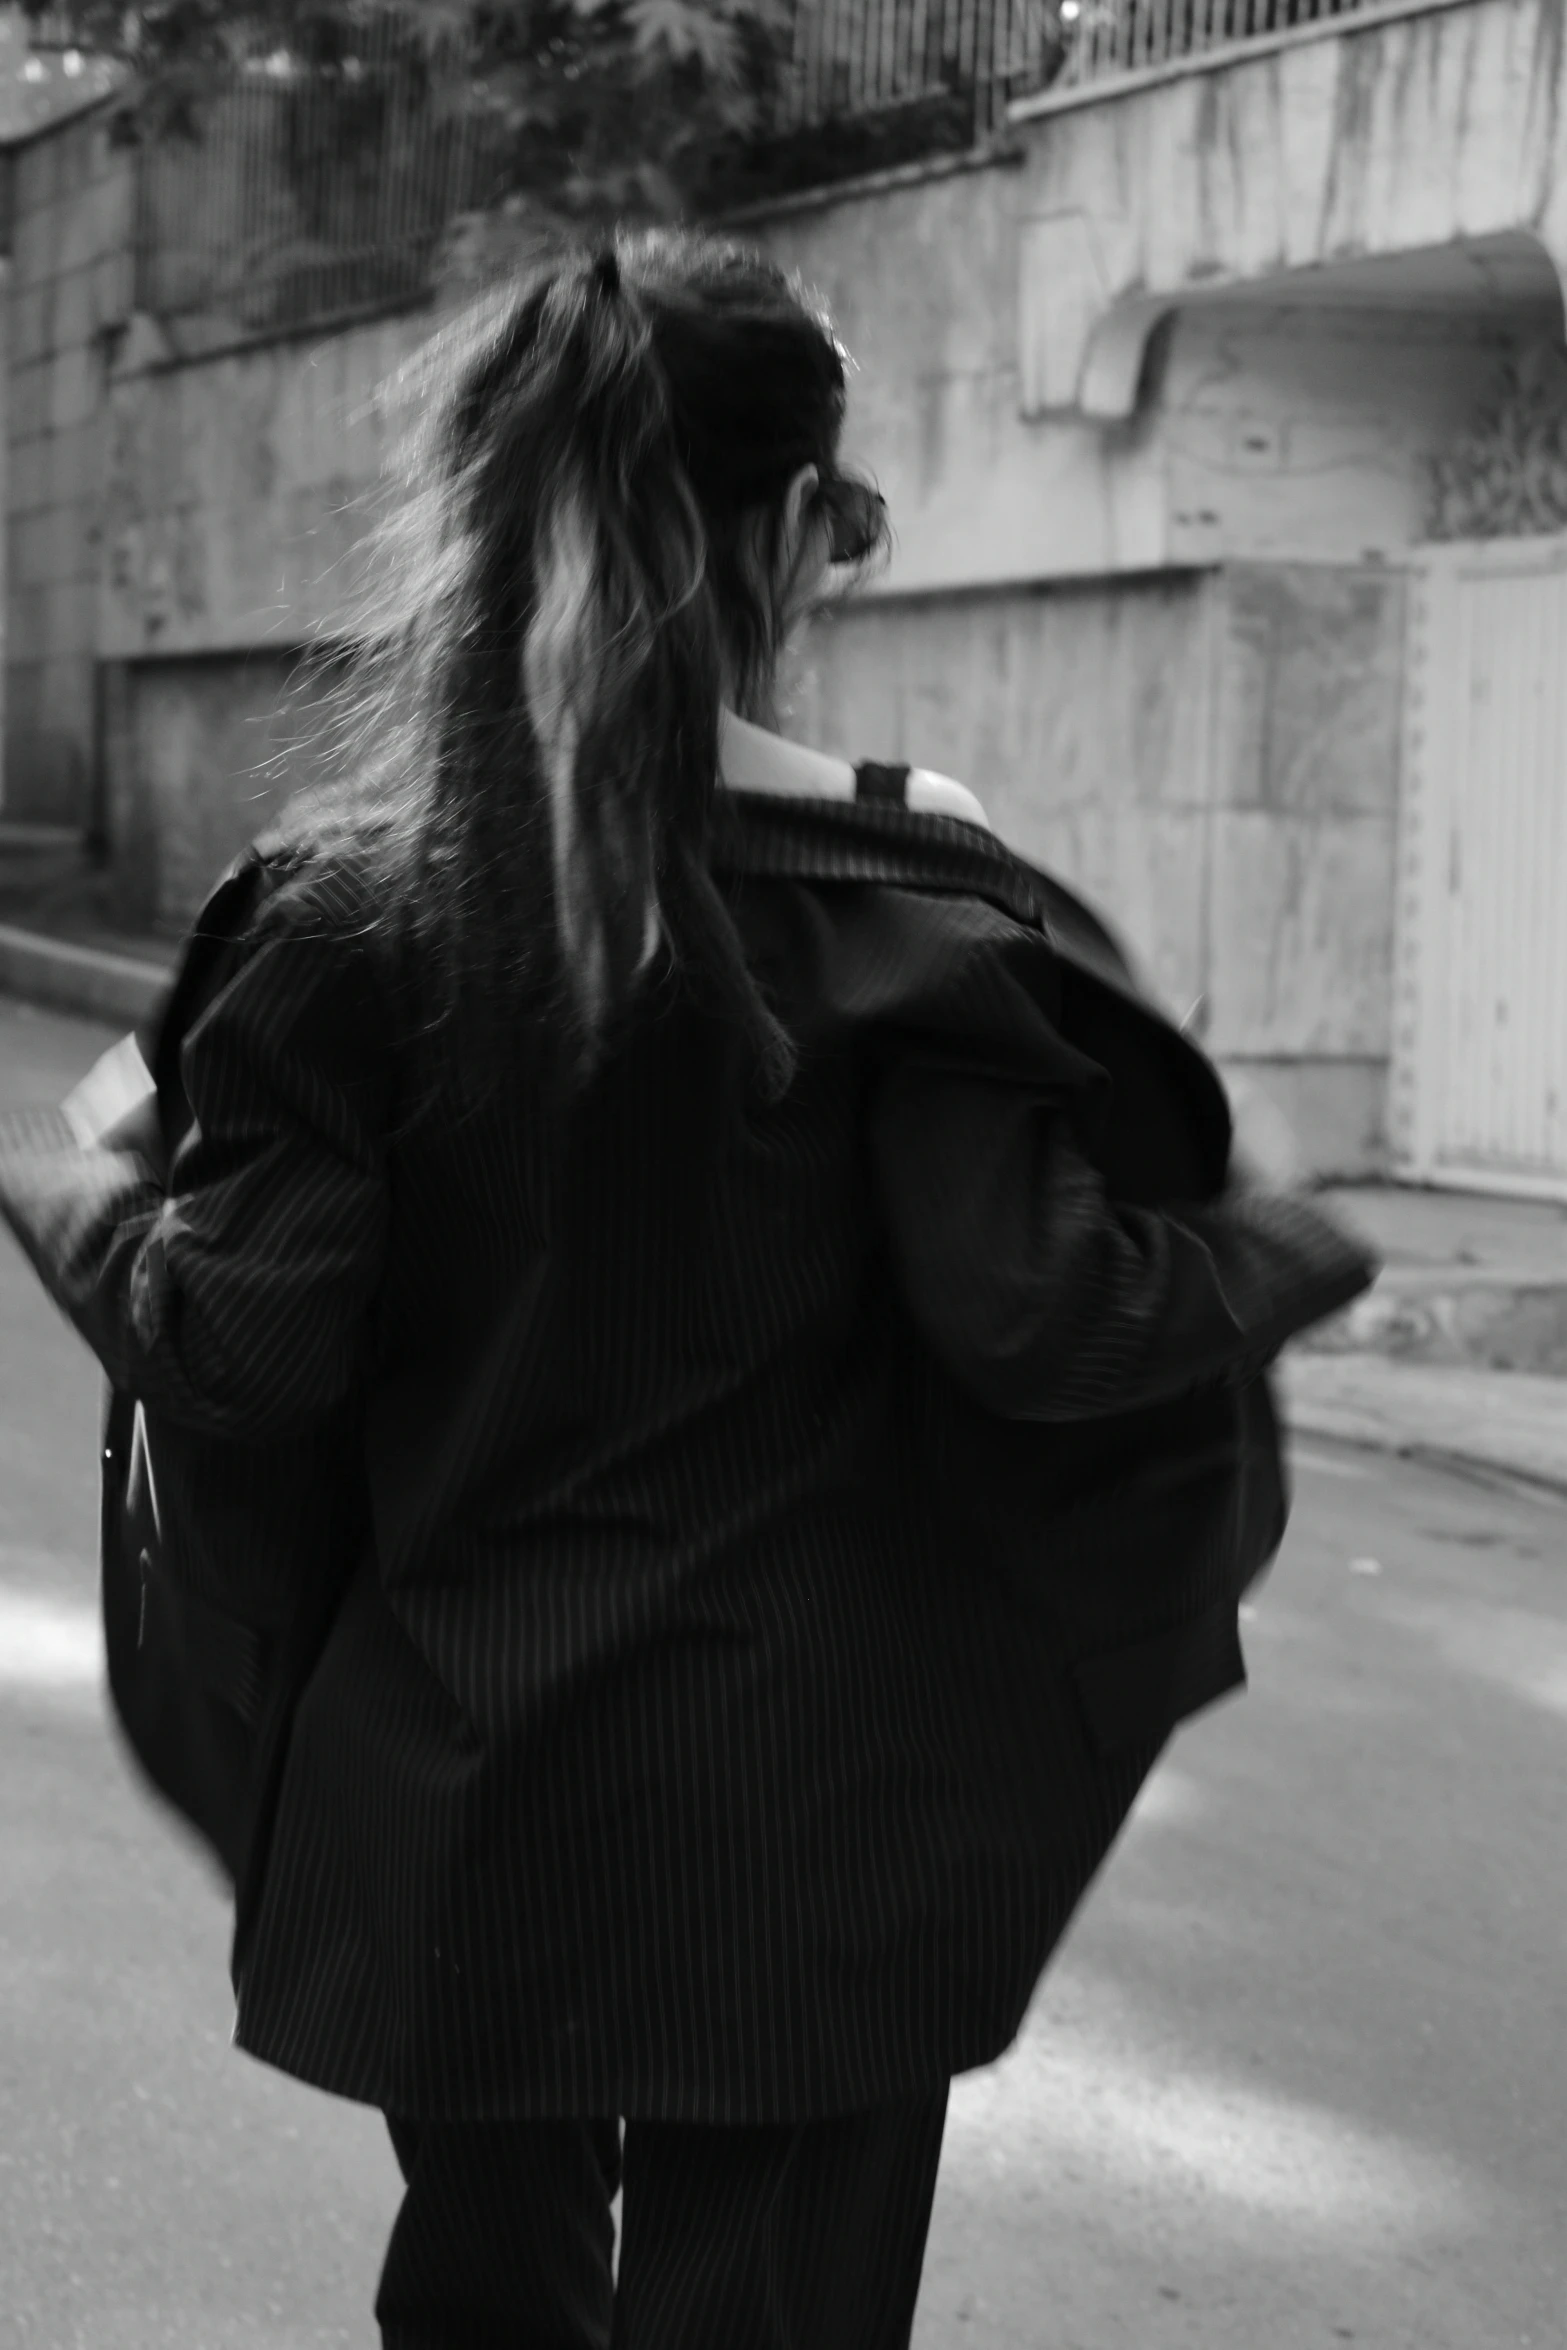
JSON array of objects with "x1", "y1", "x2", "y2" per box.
[
  {"x1": 0, "y1": 924, "x2": 172, "y2": 1029},
  {"x1": 1281, "y1": 1354, "x2": 1567, "y2": 1500}
]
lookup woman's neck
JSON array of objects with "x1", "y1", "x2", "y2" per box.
[{"x1": 718, "y1": 710, "x2": 856, "y2": 803}]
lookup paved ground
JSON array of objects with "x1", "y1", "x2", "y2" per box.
[{"x1": 3, "y1": 996, "x2": 1563, "y2": 2350}]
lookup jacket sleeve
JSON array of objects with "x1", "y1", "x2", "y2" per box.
[
  {"x1": 0, "y1": 915, "x2": 391, "y2": 1444},
  {"x1": 870, "y1": 1055, "x2": 1375, "y2": 1422}
]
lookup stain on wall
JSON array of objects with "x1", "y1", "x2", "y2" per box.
[
  {"x1": 1220, "y1": 563, "x2": 1403, "y2": 820},
  {"x1": 100, "y1": 309, "x2": 425, "y2": 662}
]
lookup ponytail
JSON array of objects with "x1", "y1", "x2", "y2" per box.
[
  {"x1": 511, "y1": 253, "x2": 713, "y2": 1067},
  {"x1": 293, "y1": 231, "x2": 865, "y2": 1106},
  {"x1": 481, "y1": 243, "x2": 796, "y2": 1087},
  {"x1": 520, "y1": 458, "x2": 656, "y2": 1049}
]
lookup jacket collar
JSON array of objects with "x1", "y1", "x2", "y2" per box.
[
  {"x1": 715, "y1": 787, "x2": 1043, "y2": 924},
  {"x1": 714, "y1": 788, "x2": 1152, "y2": 1014},
  {"x1": 713, "y1": 788, "x2": 1231, "y2": 1177}
]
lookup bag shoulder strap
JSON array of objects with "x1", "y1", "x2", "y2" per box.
[{"x1": 854, "y1": 760, "x2": 911, "y2": 805}]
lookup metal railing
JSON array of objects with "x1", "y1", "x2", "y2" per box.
[
  {"x1": 19, "y1": 7, "x2": 91, "y2": 47},
  {"x1": 1048, "y1": 0, "x2": 1369, "y2": 93},
  {"x1": 776, "y1": 0, "x2": 1062, "y2": 141},
  {"x1": 39, "y1": 0, "x2": 1417, "y2": 292},
  {"x1": 134, "y1": 50, "x2": 507, "y2": 337},
  {"x1": 10, "y1": 6, "x2": 500, "y2": 336},
  {"x1": 776, "y1": 0, "x2": 1409, "y2": 136}
]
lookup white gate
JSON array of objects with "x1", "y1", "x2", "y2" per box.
[{"x1": 1392, "y1": 536, "x2": 1567, "y2": 1197}]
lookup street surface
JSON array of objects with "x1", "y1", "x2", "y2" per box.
[{"x1": 2, "y1": 996, "x2": 1563, "y2": 2350}]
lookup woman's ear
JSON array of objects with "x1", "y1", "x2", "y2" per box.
[
  {"x1": 778, "y1": 465, "x2": 820, "y2": 587},
  {"x1": 731, "y1": 466, "x2": 827, "y2": 724},
  {"x1": 779, "y1": 462, "x2": 822, "y2": 564}
]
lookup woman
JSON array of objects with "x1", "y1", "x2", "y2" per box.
[{"x1": 0, "y1": 231, "x2": 1370, "y2": 2345}]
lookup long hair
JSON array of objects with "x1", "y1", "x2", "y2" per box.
[{"x1": 278, "y1": 229, "x2": 887, "y2": 1105}]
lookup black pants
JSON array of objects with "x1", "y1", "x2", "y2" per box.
[{"x1": 376, "y1": 2089, "x2": 950, "y2": 2349}]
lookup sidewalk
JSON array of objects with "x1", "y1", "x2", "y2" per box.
[
  {"x1": 0, "y1": 829, "x2": 172, "y2": 1028},
  {"x1": 0, "y1": 907, "x2": 1562, "y2": 1496},
  {"x1": 1287, "y1": 1183, "x2": 1566, "y2": 1497},
  {"x1": 1282, "y1": 1354, "x2": 1566, "y2": 1498}
]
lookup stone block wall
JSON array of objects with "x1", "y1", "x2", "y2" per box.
[
  {"x1": 790, "y1": 559, "x2": 1405, "y2": 1176},
  {"x1": 792, "y1": 570, "x2": 1214, "y2": 1019},
  {"x1": 4, "y1": 105, "x2": 133, "y2": 823}
]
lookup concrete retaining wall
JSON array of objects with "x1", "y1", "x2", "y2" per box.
[{"x1": 4, "y1": 106, "x2": 132, "y2": 825}]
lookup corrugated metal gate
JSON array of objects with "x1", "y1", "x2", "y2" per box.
[{"x1": 1392, "y1": 538, "x2": 1567, "y2": 1196}]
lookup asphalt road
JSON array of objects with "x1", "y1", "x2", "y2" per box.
[{"x1": 2, "y1": 995, "x2": 1563, "y2": 2350}]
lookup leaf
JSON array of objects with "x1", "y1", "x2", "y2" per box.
[{"x1": 627, "y1": 0, "x2": 739, "y2": 73}]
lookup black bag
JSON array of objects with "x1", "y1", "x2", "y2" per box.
[{"x1": 99, "y1": 854, "x2": 369, "y2": 1917}]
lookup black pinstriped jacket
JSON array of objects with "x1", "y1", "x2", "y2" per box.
[{"x1": 0, "y1": 789, "x2": 1372, "y2": 2123}]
